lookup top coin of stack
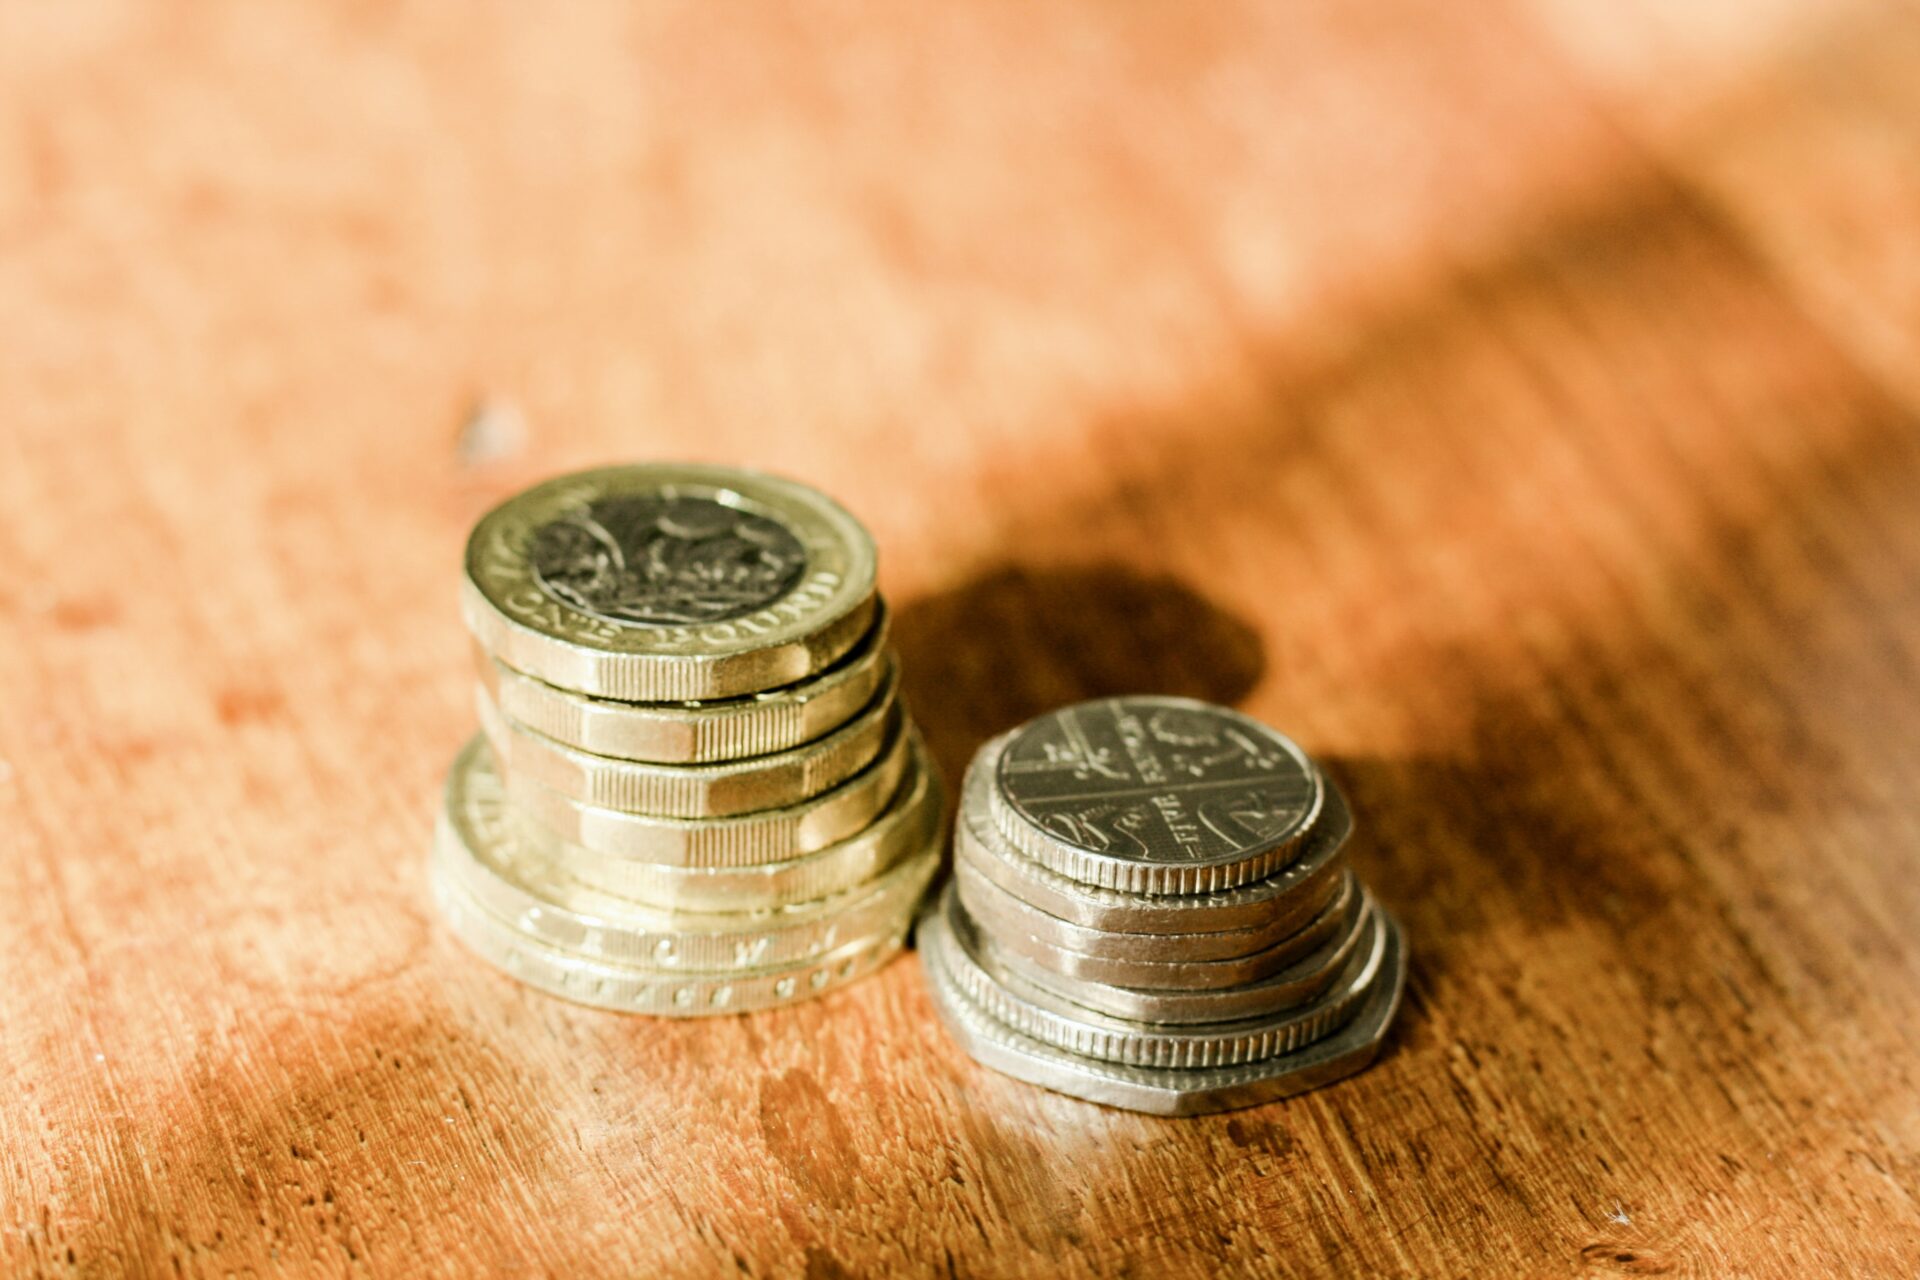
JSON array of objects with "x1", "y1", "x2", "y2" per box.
[
  {"x1": 920, "y1": 696, "x2": 1406, "y2": 1114},
  {"x1": 433, "y1": 464, "x2": 941, "y2": 1016}
]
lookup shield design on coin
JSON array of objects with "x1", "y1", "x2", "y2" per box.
[
  {"x1": 1196, "y1": 785, "x2": 1316, "y2": 849},
  {"x1": 997, "y1": 697, "x2": 1322, "y2": 867},
  {"x1": 1036, "y1": 802, "x2": 1155, "y2": 855}
]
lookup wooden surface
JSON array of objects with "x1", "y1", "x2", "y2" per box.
[{"x1": 4, "y1": 3, "x2": 1919, "y2": 1276}]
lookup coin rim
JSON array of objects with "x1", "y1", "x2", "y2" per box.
[
  {"x1": 563, "y1": 750, "x2": 944, "y2": 910},
  {"x1": 954, "y1": 858, "x2": 1326, "y2": 962},
  {"x1": 963, "y1": 870, "x2": 1360, "y2": 991},
  {"x1": 477, "y1": 604, "x2": 893, "y2": 763},
  {"x1": 919, "y1": 892, "x2": 1407, "y2": 1114},
  {"x1": 930, "y1": 888, "x2": 1386, "y2": 1069},
  {"x1": 956, "y1": 744, "x2": 1351, "y2": 934},
  {"x1": 435, "y1": 736, "x2": 940, "y2": 969},
  {"x1": 964, "y1": 890, "x2": 1377, "y2": 1026},
  {"x1": 435, "y1": 867, "x2": 908, "y2": 1017},
  {"x1": 477, "y1": 663, "x2": 899, "y2": 817},
  {"x1": 982, "y1": 706, "x2": 1329, "y2": 895},
  {"x1": 502, "y1": 719, "x2": 916, "y2": 866}
]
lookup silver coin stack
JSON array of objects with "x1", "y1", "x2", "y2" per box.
[
  {"x1": 433, "y1": 463, "x2": 941, "y2": 1016},
  {"x1": 921, "y1": 696, "x2": 1406, "y2": 1114}
]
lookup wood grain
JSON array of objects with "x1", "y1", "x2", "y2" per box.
[{"x1": 3, "y1": 2, "x2": 1918, "y2": 1276}]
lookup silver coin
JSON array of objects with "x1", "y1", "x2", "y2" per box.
[
  {"x1": 434, "y1": 736, "x2": 940, "y2": 970},
  {"x1": 966, "y1": 890, "x2": 1376, "y2": 1026},
  {"x1": 478, "y1": 664, "x2": 897, "y2": 818},
  {"x1": 475, "y1": 601, "x2": 893, "y2": 764},
  {"x1": 920, "y1": 898, "x2": 1406, "y2": 1114},
  {"x1": 434, "y1": 868, "x2": 908, "y2": 1017},
  {"x1": 988, "y1": 697, "x2": 1325, "y2": 895},
  {"x1": 558, "y1": 746, "x2": 944, "y2": 911},
  {"x1": 971, "y1": 871, "x2": 1360, "y2": 991},
  {"x1": 463, "y1": 464, "x2": 878, "y2": 700},
  {"x1": 927, "y1": 883, "x2": 1386, "y2": 1069},
  {"x1": 504, "y1": 713, "x2": 913, "y2": 866},
  {"x1": 955, "y1": 859, "x2": 1321, "y2": 962},
  {"x1": 956, "y1": 736, "x2": 1351, "y2": 935}
]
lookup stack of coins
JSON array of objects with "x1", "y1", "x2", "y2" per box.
[
  {"x1": 433, "y1": 464, "x2": 941, "y2": 1016},
  {"x1": 921, "y1": 696, "x2": 1406, "y2": 1114}
]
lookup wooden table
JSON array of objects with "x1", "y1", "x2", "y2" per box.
[{"x1": 5, "y1": 3, "x2": 1918, "y2": 1276}]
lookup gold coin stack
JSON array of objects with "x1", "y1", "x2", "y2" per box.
[{"x1": 433, "y1": 464, "x2": 941, "y2": 1016}]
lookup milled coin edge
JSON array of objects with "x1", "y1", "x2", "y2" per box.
[
  {"x1": 979, "y1": 713, "x2": 1331, "y2": 895},
  {"x1": 956, "y1": 748, "x2": 1351, "y2": 934},
  {"x1": 929, "y1": 886, "x2": 1388, "y2": 1070},
  {"x1": 973, "y1": 889, "x2": 1377, "y2": 1026},
  {"x1": 919, "y1": 888, "x2": 1408, "y2": 1114},
  {"x1": 954, "y1": 870, "x2": 1361, "y2": 992}
]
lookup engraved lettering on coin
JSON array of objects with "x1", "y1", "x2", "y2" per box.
[
  {"x1": 529, "y1": 495, "x2": 808, "y2": 626},
  {"x1": 997, "y1": 698, "x2": 1319, "y2": 865}
]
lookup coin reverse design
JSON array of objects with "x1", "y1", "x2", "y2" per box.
[
  {"x1": 464, "y1": 464, "x2": 878, "y2": 701},
  {"x1": 529, "y1": 493, "x2": 809, "y2": 627},
  {"x1": 992, "y1": 696, "x2": 1325, "y2": 894}
]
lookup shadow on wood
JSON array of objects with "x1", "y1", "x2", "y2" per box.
[{"x1": 891, "y1": 562, "x2": 1267, "y2": 791}]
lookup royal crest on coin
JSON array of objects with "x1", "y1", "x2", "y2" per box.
[
  {"x1": 996, "y1": 698, "x2": 1321, "y2": 866},
  {"x1": 530, "y1": 495, "x2": 809, "y2": 627}
]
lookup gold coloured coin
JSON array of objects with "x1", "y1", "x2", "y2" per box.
[
  {"x1": 504, "y1": 717, "x2": 914, "y2": 866},
  {"x1": 562, "y1": 747, "x2": 944, "y2": 910},
  {"x1": 478, "y1": 664, "x2": 898, "y2": 817},
  {"x1": 474, "y1": 603, "x2": 893, "y2": 764},
  {"x1": 434, "y1": 868, "x2": 909, "y2": 1017},
  {"x1": 463, "y1": 464, "x2": 878, "y2": 700},
  {"x1": 434, "y1": 736, "x2": 939, "y2": 970}
]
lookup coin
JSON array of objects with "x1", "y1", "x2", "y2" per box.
[
  {"x1": 435, "y1": 867, "x2": 908, "y2": 1017},
  {"x1": 988, "y1": 696, "x2": 1325, "y2": 895},
  {"x1": 463, "y1": 464, "x2": 878, "y2": 700},
  {"x1": 434, "y1": 736, "x2": 939, "y2": 970},
  {"x1": 956, "y1": 735, "x2": 1350, "y2": 935},
  {"x1": 966, "y1": 891, "x2": 1376, "y2": 1026},
  {"x1": 474, "y1": 604, "x2": 893, "y2": 764},
  {"x1": 478, "y1": 662, "x2": 898, "y2": 816},
  {"x1": 920, "y1": 896, "x2": 1408, "y2": 1115},
  {"x1": 505, "y1": 717, "x2": 914, "y2": 866},
  {"x1": 972, "y1": 871, "x2": 1360, "y2": 991},
  {"x1": 927, "y1": 884, "x2": 1385, "y2": 1069},
  {"x1": 955, "y1": 859, "x2": 1321, "y2": 962},
  {"x1": 544, "y1": 744, "x2": 942, "y2": 911}
]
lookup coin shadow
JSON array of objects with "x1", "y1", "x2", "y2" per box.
[
  {"x1": 1318, "y1": 692, "x2": 1687, "y2": 1003},
  {"x1": 890, "y1": 562, "x2": 1268, "y2": 791}
]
